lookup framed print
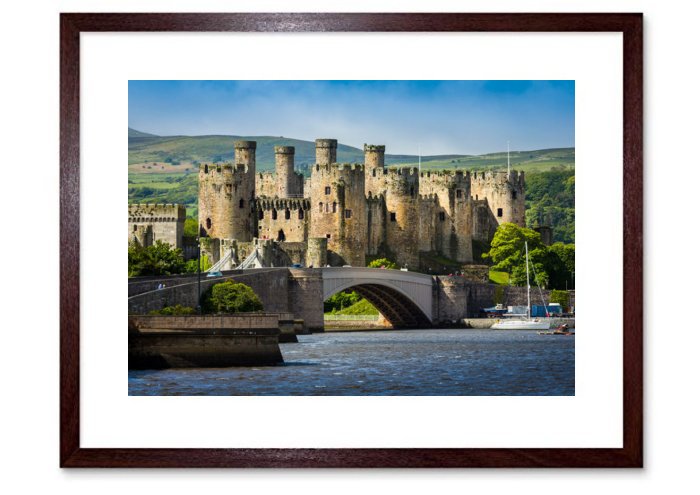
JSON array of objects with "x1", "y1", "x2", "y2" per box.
[{"x1": 60, "y1": 13, "x2": 643, "y2": 467}]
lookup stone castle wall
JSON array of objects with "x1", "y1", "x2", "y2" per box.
[
  {"x1": 193, "y1": 137, "x2": 527, "y2": 270},
  {"x1": 256, "y1": 198, "x2": 309, "y2": 242},
  {"x1": 128, "y1": 203, "x2": 185, "y2": 249}
]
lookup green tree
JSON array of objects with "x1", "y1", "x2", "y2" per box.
[
  {"x1": 483, "y1": 223, "x2": 549, "y2": 287},
  {"x1": 549, "y1": 290, "x2": 571, "y2": 311},
  {"x1": 184, "y1": 254, "x2": 211, "y2": 273},
  {"x1": 183, "y1": 217, "x2": 199, "y2": 237},
  {"x1": 128, "y1": 240, "x2": 186, "y2": 277},
  {"x1": 546, "y1": 242, "x2": 575, "y2": 290},
  {"x1": 367, "y1": 257, "x2": 398, "y2": 269},
  {"x1": 202, "y1": 281, "x2": 263, "y2": 314}
]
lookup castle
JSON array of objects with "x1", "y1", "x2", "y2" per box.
[{"x1": 129, "y1": 138, "x2": 525, "y2": 270}]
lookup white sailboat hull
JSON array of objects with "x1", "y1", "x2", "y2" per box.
[{"x1": 490, "y1": 319, "x2": 551, "y2": 330}]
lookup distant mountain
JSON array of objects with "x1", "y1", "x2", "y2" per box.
[
  {"x1": 128, "y1": 128, "x2": 159, "y2": 138},
  {"x1": 128, "y1": 129, "x2": 574, "y2": 173}
]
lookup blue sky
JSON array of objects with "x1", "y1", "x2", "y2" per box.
[{"x1": 129, "y1": 80, "x2": 574, "y2": 155}]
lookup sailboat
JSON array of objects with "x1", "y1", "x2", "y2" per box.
[{"x1": 491, "y1": 241, "x2": 551, "y2": 330}]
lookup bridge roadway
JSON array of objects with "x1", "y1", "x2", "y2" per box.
[{"x1": 128, "y1": 267, "x2": 469, "y2": 331}]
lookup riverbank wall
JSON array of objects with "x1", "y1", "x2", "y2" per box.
[{"x1": 129, "y1": 314, "x2": 284, "y2": 369}]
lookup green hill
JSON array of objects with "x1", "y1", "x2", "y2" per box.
[{"x1": 128, "y1": 128, "x2": 574, "y2": 174}]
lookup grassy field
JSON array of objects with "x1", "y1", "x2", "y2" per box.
[{"x1": 329, "y1": 298, "x2": 380, "y2": 316}]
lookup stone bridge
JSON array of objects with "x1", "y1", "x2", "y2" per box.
[{"x1": 128, "y1": 267, "x2": 541, "y2": 331}]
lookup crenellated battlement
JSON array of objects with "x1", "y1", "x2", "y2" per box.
[
  {"x1": 234, "y1": 140, "x2": 257, "y2": 150},
  {"x1": 364, "y1": 144, "x2": 385, "y2": 153},
  {"x1": 418, "y1": 193, "x2": 439, "y2": 202},
  {"x1": 313, "y1": 162, "x2": 365, "y2": 176},
  {"x1": 128, "y1": 203, "x2": 186, "y2": 222},
  {"x1": 256, "y1": 198, "x2": 310, "y2": 211}
]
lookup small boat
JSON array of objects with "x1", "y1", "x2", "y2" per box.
[
  {"x1": 491, "y1": 241, "x2": 550, "y2": 331},
  {"x1": 492, "y1": 318, "x2": 550, "y2": 330},
  {"x1": 538, "y1": 324, "x2": 574, "y2": 336}
]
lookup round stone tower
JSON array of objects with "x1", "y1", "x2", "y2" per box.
[
  {"x1": 231, "y1": 140, "x2": 257, "y2": 241},
  {"x1": 385, "y1": 167, "x2": 420, "y2": 269},
  {"x1": 275, "y1": 145, "x2": 295, "y2": 198},
  {"x1": 309, "y1": 162, "x2": 366, "y2": 267},
  {"x1": 199, "y1": 163, "x2": 236, "y2": 240},
  {"x1": 198, "y1": 141, "x2": 257, "y2": 242},
  {"x1": 315, "y1": 139, "x2": 337, "y2": 166},
  {"x1": 471, "y1": 170, "x2": 526, "y2": 227}
]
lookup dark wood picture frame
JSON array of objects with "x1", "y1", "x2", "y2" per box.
[{"x1": 60, "y1": 13, "x2": 643, "y2": 468}]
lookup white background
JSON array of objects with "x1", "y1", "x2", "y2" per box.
[
  {"x1": 80, "y1": 31, "x2": 621, "y2": 449},
  {"x1": 0, "y1": 0, "x2": 696, "y2": 492}
]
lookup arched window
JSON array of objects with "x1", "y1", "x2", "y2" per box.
[
  {"x1": 258, "y1": 210, "x2": 264, "y2": 220},
  {"x1": 272, "y1": 209, "x2": 278, "y2": 220},
  {"x1": 206, "y1": 218, "x2": 212, "y2": 229},
  {"x1": 277, "y1": 229, "x2": 286, "y2": 242},
  {"x1": 298, "y1": 209, "x2": 304, "y2": 219},
  {"x1": 332, "y1": 202, "x2": 337, "y2": 213},
  {"x1": 319, "y1": 202, "x2": 323, "y2": 212},
  {"x1": 239, "y1": 199, "x2": 245, "y2": 208},
  {"x1": 204, "y1": 164, "x2": 208, "y2": 173},
  {"x1": 497, "y1": 208, "x2": 503, "y2": 217},
  {"x1": 372, "y1": 169, "x2": 377, "y2": 177},
  {"x1": 285, "y1": 209, "x2": 291, "y2": 220},
  {"x1": 325, "y1": 186, "x2": 331, "y2": 195}
]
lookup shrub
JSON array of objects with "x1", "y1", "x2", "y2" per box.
[
  {"x1": 202, "y1": 280, "x2": 263, "y2": 314},
  {"x1": 148, "y1": 304, "x2": 197, "y2": 316},
  {"x1": 367, "y1": 257, "x2": 398, "y2": 270}
]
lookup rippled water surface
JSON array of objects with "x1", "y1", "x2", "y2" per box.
[{"x1": 128, "y1": 329, "x2": 574, "y2": 396}]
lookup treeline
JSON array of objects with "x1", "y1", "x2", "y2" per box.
[{"x1": 524, "y1": 167, "x2": 575, "y2": 243}]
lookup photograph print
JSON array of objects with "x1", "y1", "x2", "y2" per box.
[{"x1": 127, "y1": 80, "x2": 576, "y2": 396}]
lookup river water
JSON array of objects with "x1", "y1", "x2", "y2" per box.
[{"x1": 128, "y1": 329, "x2": 574, "y2": 396}]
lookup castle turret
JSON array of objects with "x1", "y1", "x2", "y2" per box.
[
  {"x1": 364, "y1": 144, "x2": 387, "y2": 197},
  {"x1": 315, "y1": 139, "x2": 337, "y2": 166},
  {"x1": 275, "y1": 145, "x2": 295, "y2": 198}
]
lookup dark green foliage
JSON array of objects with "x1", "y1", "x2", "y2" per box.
[
  {"x1": 184, "y1": 254, "x2": 211, "y2": 273},
  {"x1": 148, "y1": 304, "x2": 196, "y2": 315},
  {"x1": 128, "y1": 240, "x2": 186, "y2": 277},
  {"x1": 183, "y1": 217, "x2": 199, "y2": 238},
  {"x1": 201, "y1": 281, "x2": 263, "y2": 314},
  {"x1": 483, "y1": 223, "x2": 575, "y2": 289},
  {"x1": 525, "y1": 168, "x2": 575, "y2": 243},
  {"x1": 367, "y1": 257, "x2": 399, "y2": 269},
  {"x1": 549, "y1": 290, "x2": 571, "y2": 310}
]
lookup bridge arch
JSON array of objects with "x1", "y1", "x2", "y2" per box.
[{"x1": 322, "y1": 268, "x2": 434, "y2": 328}]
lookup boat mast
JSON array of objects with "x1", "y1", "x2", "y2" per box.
[
  {"x1": 507, "y1": 140, "x2": 511, "y2": 176},
  {"x1": 525, "y1": 241, "x2": 531, "y2": 320}
]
